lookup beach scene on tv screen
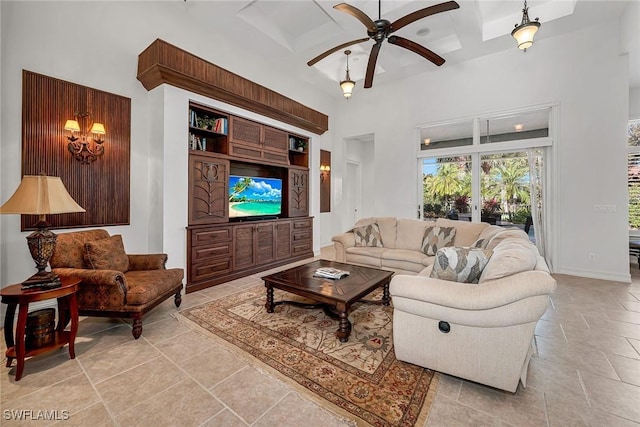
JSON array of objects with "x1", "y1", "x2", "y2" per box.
[{"x1": 229, "y1": 176, "x2": 282, "y2": 218}]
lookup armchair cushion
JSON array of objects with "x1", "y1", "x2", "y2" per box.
[
  {"x1": 50, "y1": 229, "x2": 110, "y2": 268},
  {"x1": 84, "y1": 235, "x2": 129, "y2": 273},
  {"x1": 125, "y1": 269, "x2": 184, "y2": 305},
  {"x1": 430, "y1": 247, "x2": 492, "y2": 283}
]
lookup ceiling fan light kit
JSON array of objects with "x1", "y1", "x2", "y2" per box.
[
  {"x1": 512, "y1": 0, "x2": 541, "y2": 51},
  {"x1": 308, "y1": 0, "x2": 460, "y2": 90}
]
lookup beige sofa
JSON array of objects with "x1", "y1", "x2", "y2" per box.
[{"x1": 332, "y1": 216, "x2": 556, "y2": 392}]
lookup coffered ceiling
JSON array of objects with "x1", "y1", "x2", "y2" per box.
[{"x1": 179, "y1": 0, "x2": 637, "y2": 96}]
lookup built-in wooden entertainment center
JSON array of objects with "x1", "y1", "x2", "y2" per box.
[{"x1": 186, "y1": 101, "x2": 313, "y2": 293}]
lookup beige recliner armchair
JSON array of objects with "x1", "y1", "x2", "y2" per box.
[{"x1": 390, "y1": 246, "x2": 556, "y2": 392}]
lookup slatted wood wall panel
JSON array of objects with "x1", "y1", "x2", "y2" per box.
[
  {"x1": 21, "y1": 70, "x2": 131, "y2": 231},
  {"x1": 137, "y1": 39, "x2": 329, "y2": 135}
]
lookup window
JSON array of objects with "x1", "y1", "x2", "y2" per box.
[{"x1": 628, "y1": 119, "x2": 640, "y2": 233}]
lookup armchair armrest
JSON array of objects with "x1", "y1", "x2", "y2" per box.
[
  {"x1": 127, "y1": 254, "x2": 168, "y2": 271},
  {"x1": 52, "y1": 267, "x2": 128, "y2": 310},
  {"x1": 332, "y1": 232, "x2": 356, "y2": 262}
]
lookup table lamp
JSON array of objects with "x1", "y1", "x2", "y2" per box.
[{"x1": 0, "y1": 175, "x2": 86, "y2": 289}]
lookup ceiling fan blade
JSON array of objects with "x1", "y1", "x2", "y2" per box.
[
  {"x1": 307, "y1": 38, "x2": 371, "y2": 66},
  {"x1": 334, "y1": 3, "x2": 377, "y2": 32},
  {"x1": 388, "y1": 35, "x2": 445, "y2": 66},
  {"x1": 390, "y1": 1, "x2": 460, "y2": 33},
  {"x1": 364, "y1": 42, "x2": 382, "y2": 88}
]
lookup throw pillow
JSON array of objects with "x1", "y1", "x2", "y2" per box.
[
  {"x1": 84, "y1": 235, "x2": 129, "y2": 272},
  {"x1": 421, "y1": 226, "x2": 456, "y2": 256},
  {"x1": 353, "y1": 223, "x2": 384, "y2": 247},
  {"x1": 429, "y1": 247, "x2": 492, "y2": 283}
]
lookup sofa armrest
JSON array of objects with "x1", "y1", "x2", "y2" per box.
[
  {"x1": 127, "y1": 254, "x2": 167, "y2": 271},
  {"x1": 390, "y1": 270, "x2": 556, "y2": 311},
  {"x1": 332, "y1": 232, "x2": 355, "y2": 262},
  {"x1": 53, "y1": 267, "x2": 128, "y2": 309}
]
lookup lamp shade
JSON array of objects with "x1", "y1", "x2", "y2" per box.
[
  {"x1": 64, "y1": 120, "x2": 81, "y2": 132},
  {"x1": 512, "y1": 21, "x2": 540, "y2": 50},
  {"x1": 90, "y1": 122, "x2": 106, "y2": 135},
  {"x1": 0, "y1": 175, "x2": 85, "y2": 215},
  {"x1": 340, "y1": 79, "x2": 355, "y2": 99}
]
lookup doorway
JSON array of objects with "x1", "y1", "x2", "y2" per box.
[{"x1": 346, "y1": 160, "x2": 361, "y2": 226}]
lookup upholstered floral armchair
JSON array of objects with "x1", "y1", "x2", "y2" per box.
[{"x1": 50, "y1": 229, "x2": 183, "y2": 339}]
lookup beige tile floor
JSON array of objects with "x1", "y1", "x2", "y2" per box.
[{"x1": 1, "y1": 248, "x2": 639, "y2": 426}]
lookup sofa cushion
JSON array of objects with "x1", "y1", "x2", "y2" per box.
[
  {"x1": 345, "y1": 247, "x2": 385, "y2": 267},
  {"x1": 353, "y1": 223, "x2": 384, "y2": 247},
  {"x1": 354, "y1": 217, "x2": 397, "y2": 249},
  {"x1": 84, "y1": 235, "x2": 129, "y2": 273},
  {"x1": 396, "y1": 219, "x2": 435, "y2": 251},
  {"x1": 381, "y1": 249, "x2": 433, "y2": 272},
  {"x1": 421, "y1": 226, "x2": 456, "y2": 256},
  {"x1": 430, "y1": 247, "x2": 492, "y2": 283},
  {"x1": 472, "y1": 225, "x2": 504, "y2": 249},
  {"x1": 485, "y1": 228, "x2": 530, "y2": 251},
  {"x1": 479, "y1": 238, "x2": 537, "y2": 283},
  {"x1": 436, "y1": 218, "x2": 489, "y2": 247}
]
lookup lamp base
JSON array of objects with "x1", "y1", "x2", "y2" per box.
[{"x1": 21, "y1": 272, "x2": 62, "y2": 290}]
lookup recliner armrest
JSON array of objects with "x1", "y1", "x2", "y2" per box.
[{"x1": 127, "y1": 254, "x2": 168, "y2": 271}]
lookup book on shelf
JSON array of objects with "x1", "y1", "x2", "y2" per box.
[
  {"x1": 313, "y1": 267, "x2": 350, "y2": 280},
  {"x1": 213, "y1": 118, "x2": 228, "y2": 135}
]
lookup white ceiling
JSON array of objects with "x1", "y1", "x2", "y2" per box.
[{"x1": 181, "y1": 0, "x2": 638, "y2": 96}]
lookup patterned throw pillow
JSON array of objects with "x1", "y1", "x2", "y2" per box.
[
  {"x1": 421, "y1": 226, "x2": 456, "y2": 256},
  {"x1": 472, "y1": 237, "x2": 490, "y2": 249},
  {"x1": 84, "y1": 235, "x2": 129, "y2": 272},
  {"x1": 429, "y1": 247, "x2": 492, "y2": 283},
  {"x1": 353, "y1": 223, "x2": 384, "y2": 247}
]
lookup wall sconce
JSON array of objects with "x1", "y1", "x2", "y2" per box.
[
  {"x1": 65, "y1": 112, "x2": 106, "y2": 164},
  {"x1": 320, "y1": 164, "x2": 331, "y2": 183},
  {"x1": 511, "y1": 0, "x2": 541, "y2": 51}
]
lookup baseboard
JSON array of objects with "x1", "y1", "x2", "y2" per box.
[{"x1": 555, "y1": 267, "x2": 631, "y2": 283}]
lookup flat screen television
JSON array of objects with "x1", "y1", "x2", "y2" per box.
[{"x1": 229, "y1": 175, "x2": 282, "y2": 220}]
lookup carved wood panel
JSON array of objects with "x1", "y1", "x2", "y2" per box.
[
  {"x1": 288, "y1": 169, "x2": 309, "y2": 217},
  {"x1": 21, "y1": 70, "x2": 131, "y2": 231},
  {"x1": 188, "y1": 155, "x2": 229, "y2": 225}
]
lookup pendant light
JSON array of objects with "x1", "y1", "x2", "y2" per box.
[
  {"x1": 511, "y1": 0, "x2": 541, "y2": 51},
  {"x1": 339, "y1": 50, "x2": 355, "y2": 99}
]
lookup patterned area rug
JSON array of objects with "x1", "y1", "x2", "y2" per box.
[{"x1": 178, "y1": 285, "x2": 437, "y2": 427}]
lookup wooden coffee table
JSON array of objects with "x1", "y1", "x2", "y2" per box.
[{"x1": 262, "y1": 260, "x2": 394, "y2": 342}]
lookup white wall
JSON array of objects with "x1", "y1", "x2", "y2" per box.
[
  {"x1": 0, "y1": 1, "x2": 337, "y2": 286},
  {"x1": 330, "y1": 19, "x2": 630, "y2": 282}
]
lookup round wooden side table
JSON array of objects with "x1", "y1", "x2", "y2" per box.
[{"x1": 1, "y1": 276, "x2": 80, "y2": 381}]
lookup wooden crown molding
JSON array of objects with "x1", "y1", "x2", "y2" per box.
[{"x1": 137, "y1": 39, "x2": 328, "y2": 135}]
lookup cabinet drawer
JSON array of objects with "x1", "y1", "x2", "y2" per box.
[
  {"x1": 292, "y1": 219, "x2": 312, "y2": 230},
  {"x1": 191, "y1": 258, "x2": 232, "y2": 282},
  {"x1": 292, "y1": 230, "x2": 311, "y2": 242},
  {"x1": 292, "y1": 241, "x2": 312, "y2": 256},
  {"x1": 191, "y1": 243, "x2": 232, "y2": 262},
  {"x1": 263, "y1": 151, "x2": 289, "y2": 164},
  {"x1": 191, "y1": 227, "x2": 232, "y2": 246}
]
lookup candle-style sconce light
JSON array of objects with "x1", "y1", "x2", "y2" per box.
[
  {"x1": 320, "y1": 164, "x2": 331, "y2": 183},
  {"x1": 64, "y1": 112, "x2": 106, "y2": 164}
]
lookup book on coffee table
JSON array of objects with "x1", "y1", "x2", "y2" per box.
[{"x1": 313, "y1": 267, "x2": 350, "y2": 280}]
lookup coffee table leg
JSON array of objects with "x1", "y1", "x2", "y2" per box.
[
  {"x1": 382, "y1": 280, "x2": 391, "y2": 306},
  {"x1": 336, "y1": 305, "x2": 352, "y2": 343},
  {"x1": 265, "y1": 284, "x2": 275, "y2": 313}
]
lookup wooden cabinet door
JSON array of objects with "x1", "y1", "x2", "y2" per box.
[
  {"x1": 229, "y1": 116, "x2": 261, "y2": 147},
  {"x1": 233, "y1": 224, "x2": 255, "y2": 270},
  {"x1": 274, "y1": 221, "x2": 292, "y2": 260},
  {"x1": 255, "y1": 223, "x2": 275, "y2": 265},
  {"x1": 263, "y1": 126, "x2": 288, "y2": 154},
  {"x1": 189, "y1": 155, "x2": 229, "y2": 225},
  {"x1": 288, "y1": 169, "x2": 309, "y2": 217}
]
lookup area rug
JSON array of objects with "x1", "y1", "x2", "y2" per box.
[{"x1": 178, "y1": 285, "x2": 438, "y2": 427}]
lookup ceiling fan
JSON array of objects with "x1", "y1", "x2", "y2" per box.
[{"x1": 307, "y1": 0, "x2": 460, "y2": 89}]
